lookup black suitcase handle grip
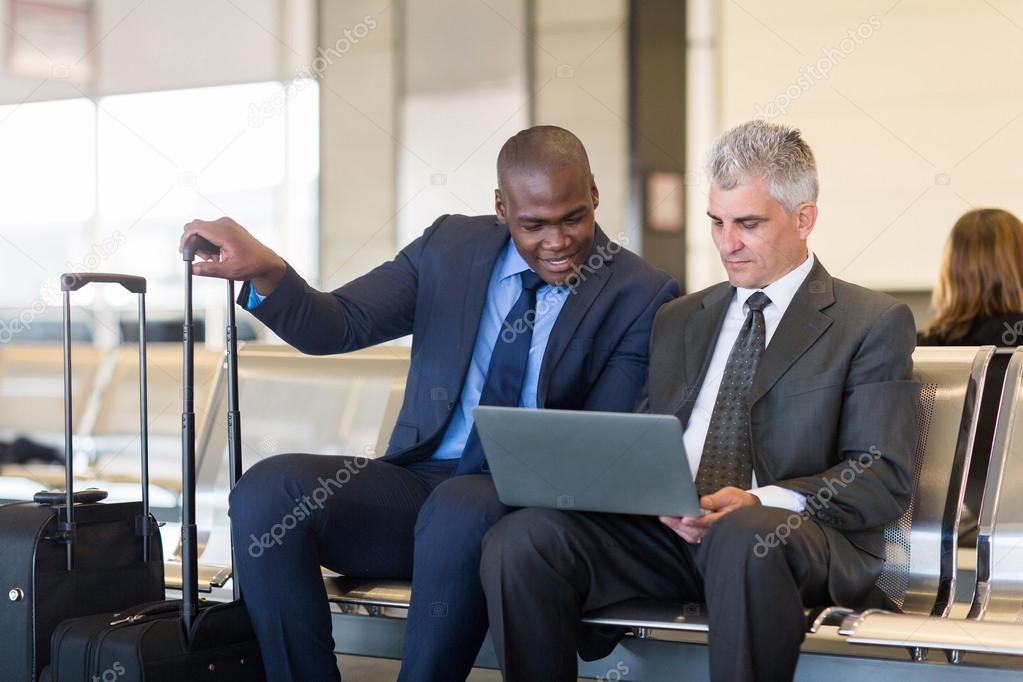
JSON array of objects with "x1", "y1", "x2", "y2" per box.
[
  {"x1": 34, "y1": 488, "x2": 108, "y2": 506},
  {"x1": 182, "y1": 234, "x2": 220, "y2": 262},
  {"x1": 60, "y1": 272, "x2": 146, "y2": 294}
]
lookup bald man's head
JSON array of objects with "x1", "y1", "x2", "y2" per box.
[
  {"x1": 496, "y1": 126, "x2": 592, "y2": 193},
  {"x1": 493, "y1": 126, "x2": 600, "y2": 285}
]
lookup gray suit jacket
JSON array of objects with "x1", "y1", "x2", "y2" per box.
[{"x1": 640, "y1": 258, "x2": 919, "y2": 604}]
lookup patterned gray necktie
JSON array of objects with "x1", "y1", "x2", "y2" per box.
[{"x1": 694, "y1": 291, "x2": 771, "y2": 498}]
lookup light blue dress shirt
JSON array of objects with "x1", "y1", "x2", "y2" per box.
[
  {"x1": 247, "y1": 285, "x2": 267, "y2": 309},
  {"x1": 432, "y1": 240, "x2": 570, "y2": 460},
  {"x1": 244, "y1": 240, "x2": 571, "y2": 461}
]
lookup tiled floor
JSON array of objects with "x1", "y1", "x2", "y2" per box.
[
  {"x1": 335, "y1": 655, "x2": 590, "y2": 680},
  {"x1": 336, "y1": 655, "x2": 504, "y2": 680}
]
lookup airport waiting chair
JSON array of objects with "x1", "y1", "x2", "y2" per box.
[
  {"x1": 840, "y1": 346, "x2": 1023, "y2": 661},
  {"x1": 0, "y1": 343, "x2": 105, "y2": 439},
  {"x1": 322, "y1": 346, "x2": 994, "y2": 648},
  {"x1": 164, "y1": 342, "x2": 996, "y2": 668},
  {"x1": 959, "y1": 347, "x2": 1014, "y2": 548},
  {"x1": 86, "y1": 342, "x2": 221, "y2": 490},
  {"x1": 0, "y1": 343, "x2": 106, "y2": 497},
  {"x1": 163, "y1": 343, "x2": 410, "y2": 591},
  {"x1": 0, "y1": 344, "x2": 220, "y2": 490}
]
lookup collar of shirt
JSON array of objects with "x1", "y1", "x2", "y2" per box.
[
  {"x1": 497, "y1": 239, "x2": 535, "y2": 282},
  {"x1": 735, "y1": 250, "x2": 815, "y2": 317}
]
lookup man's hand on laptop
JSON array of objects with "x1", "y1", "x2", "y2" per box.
[
  {"x1": 659, "y1": 487, "x2": 761, "y2": 544},
  {"x1": 179, "y1": 217, "x2": 287, "y2": 295}
]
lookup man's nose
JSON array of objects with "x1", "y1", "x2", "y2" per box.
[
  {"x1": 719, "y1": 225, "x2": 744, "y2": 254},
  {"x1": 543, "y1": 227, "x2": 571, "y2": 252}
]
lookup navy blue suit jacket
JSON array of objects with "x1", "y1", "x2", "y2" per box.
[{"x1": 240, "y1": 214, "x2": 679, "y2": 465}]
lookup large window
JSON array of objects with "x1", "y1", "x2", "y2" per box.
[{"x1": 0, "y1": 80, "x2": 318, "y2": 335}]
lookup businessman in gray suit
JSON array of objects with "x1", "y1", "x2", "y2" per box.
[{"x1": 479, "y1": 120, "x2": 920, "y2": 681}]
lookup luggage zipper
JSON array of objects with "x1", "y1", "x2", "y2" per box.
[
  {"x1": 108, "y1": 613, "x2": 147, "y2": 626},
  {"x1": 82, "y1": 608, "x2": 145, "y2": 680},
  {"x1": 87, "y1": 603, "x2": 178, "y2": 677},
  {"x1": 107, "y1": 600, "x2": 181, "y2": 626}
]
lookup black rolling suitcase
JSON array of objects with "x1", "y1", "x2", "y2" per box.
[
  {"x1": 43, "y1": 237, "x2": 265, "y2": 681},
  {"x1": 0, "y1": 273, "x2": 165, "y2": 682}
]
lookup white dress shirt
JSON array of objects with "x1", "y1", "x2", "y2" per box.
[{"x1": 682, "y1": 252, "x2": 816, "y2": 512}]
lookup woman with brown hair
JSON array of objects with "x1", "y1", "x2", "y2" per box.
[
  {"x1": 919, "y1": 208, "x2": 1023, "y2": 545},
  {"x1": 919, "y1": 208, "x2": 1023, "y2": 345}
]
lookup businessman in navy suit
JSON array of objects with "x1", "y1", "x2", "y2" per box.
[{"x1": 180, "y1": 125, "x2": 679, "y2": 682}]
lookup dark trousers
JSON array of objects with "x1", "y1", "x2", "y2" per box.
[
  {"x1": 480, "y1": 505, "x2": 871, "y2": 682},
  {"x1": 229, "y1": 453, "x2": 510, "y2": 682}
]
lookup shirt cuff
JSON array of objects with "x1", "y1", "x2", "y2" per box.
[
  {"x1": 246, "y1": 284, "x2": 266, "y2": 310},
  {"x1": 749, "y1": 485, "x2": 806, "y2": 512}
]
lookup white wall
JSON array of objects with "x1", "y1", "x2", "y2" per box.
[
  {"x1": 317, "y1": 0, "x2": 397, "y2": 290},
  {"x1": 328, "y1": 0, "x2": 629, "y2": 281},
  {"x1": 690, "y1": 0, "x2": 1023, "y2": 292},
  {"x1": 534, "y1": 0, "x2": 631, "y2": 247},
  {"x1": 396, "y1": 0, "x2": 529, "y2": 247}
]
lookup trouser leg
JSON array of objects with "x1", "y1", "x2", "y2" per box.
[
  {"x1": 696, "y1": 506, "x2": 832, "y2": 682},
  {"x1": 479, "y1": 508, "x2": 698, "y2": 682},
  {"x1": 229, "y1": 453, "x2": 446, "y2": 682},
  {"x1": 480, "y1": 505, "x2": 844, "y2": 682},
  {"x1": 398, "y1": 474, "x2": 511, "y2": 682}
]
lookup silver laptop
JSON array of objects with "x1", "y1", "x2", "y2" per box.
[{"x1": 473, "y1": 406, "x2": 701, "y2": 517}]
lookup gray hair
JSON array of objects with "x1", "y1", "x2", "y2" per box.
[{"x1": 706, "y1": 120, "x2": 818, "y2": 213}]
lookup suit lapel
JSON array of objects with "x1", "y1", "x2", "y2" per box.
[
  {"x1": 537, "y1": 227, "x2": 614, "y2": 404},
  {"x1": 751, "y1": 259, "x2": 835, "y2": 404},
  {"x1": 674, "y1": 284, "x2": 731, "y2": 422},
  {"x1": 453, "y1": 221, "x2": 512, "y2": 395}
]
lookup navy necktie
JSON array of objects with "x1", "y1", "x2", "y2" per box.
[
  {"x1": 456, "y1": 270, "x2": 546, "y2": 475},
  {"x1": 694, "y1": 291, "x2": 771, "y2": 497}
]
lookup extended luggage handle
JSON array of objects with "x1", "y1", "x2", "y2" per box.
[
  {"x1": 181, "y1": 233, "x2": 245, "y2": 633},
  {"x1": 60, "y1": 273, "x2": 154, "y2": 571},
  {"x1": 181, "y1": 234, "x2": 218, "y2": 263},
  {"x1": 61, "y1": 273, "x2": 146, "y2": 294},
  {"x1": 34, "y1": 488, "x2": 107, "y2": 506}
]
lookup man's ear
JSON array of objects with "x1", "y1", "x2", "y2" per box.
[
  {"x1": 591, "y1": 174, "x2": 600, "y2": 210},
  {"x1": 495, "y1": 189, "x2": 508, "y2": 224},
  {"x1": 795, "y1": 201, "x2": 817, "y2": 239}
]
